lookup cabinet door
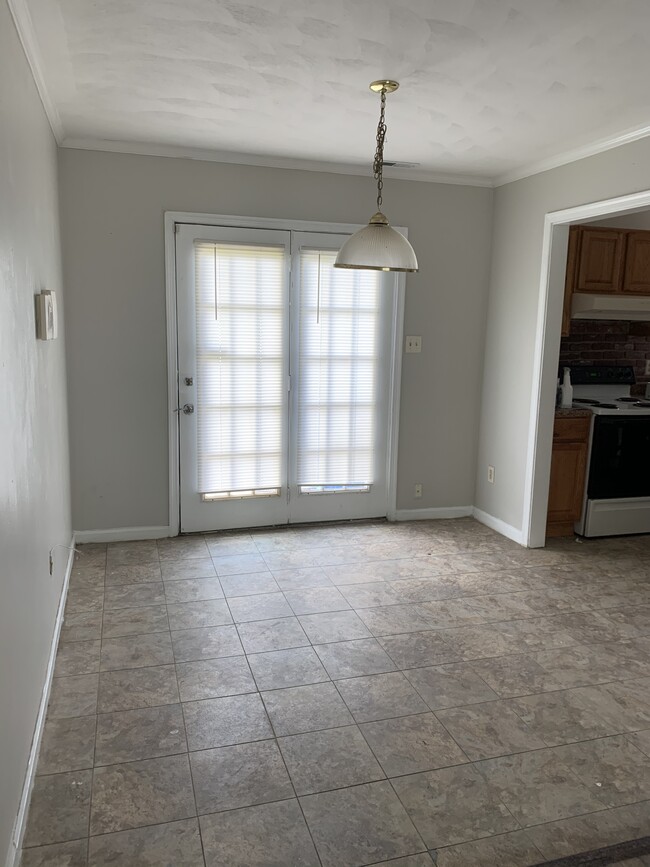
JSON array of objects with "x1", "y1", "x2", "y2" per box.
[
  {"x1": 622, "y1": 231, "x2": 650, "y2": 294},
  {"x1": 576, "y1": 227, "x2": 625, "y2": 293},
  {"x1": 547, "y1": 441, "x2": 588, "y2": 524}
]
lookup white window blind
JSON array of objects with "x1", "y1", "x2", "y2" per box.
[
  {"x1": 194, "y1": 240, "x2": 286, "y2": 495},
  {"x1": 297, "y1": 249, "x2": 383, "y2": 488}
]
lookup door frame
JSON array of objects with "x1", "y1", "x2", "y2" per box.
[
  {"x1": 523, "y1": 189, "x2": 650, "y2": 547},
  {"x1": 164, "y1": 211, "x2": 407, "y2": 536}
]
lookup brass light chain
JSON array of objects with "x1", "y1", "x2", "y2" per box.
[{"x1": 373, "y1": 87, "x2": 387, "y2": 213}]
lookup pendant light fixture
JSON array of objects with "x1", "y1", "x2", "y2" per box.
[{"x1": 335, "y1": 80, "x2": 418, "y2": 273}]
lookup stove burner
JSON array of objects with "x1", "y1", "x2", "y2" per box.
[
  {"x1": 574, "y1": 398, "x2": 599, "y2": 405},
  {"x1": 616, "y1": 397, "x2": 638, "y2": 403},
  {"x1": 598, "y1": 403, "x2": 619, "y2": 409}
]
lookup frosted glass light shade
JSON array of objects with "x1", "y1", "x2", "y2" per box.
[{"x1": 334, "y1": 212, "x2": 418, "y2": 272}]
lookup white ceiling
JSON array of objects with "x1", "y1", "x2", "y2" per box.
[{"x1": 16, "y1": 0, "x2": 650, "y2": 184}]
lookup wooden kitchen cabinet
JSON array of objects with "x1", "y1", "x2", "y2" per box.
[
  {"x1": 546, "y1": 415, "x2": 591, "y2": 538},
  {"x1": 622, "y1": 231, "x2": 650, "y2": 294},
  {"x1": 575, "y1": 227, "x2": 626, "y2": 293},
  {"x1": 561, "y1": 224, "x2": 650, "y2": 336}
]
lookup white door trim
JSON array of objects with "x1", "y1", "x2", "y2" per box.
[
  {"x1": 524, "y1": 189, "x2": 650, "y2": 547},
  {"x1": 164, "y1": 211, "x2": 407, "y2": 535}
]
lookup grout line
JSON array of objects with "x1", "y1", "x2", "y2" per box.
[{"x1": 265, "y1": 716, "x2": 327, "y2": 866}]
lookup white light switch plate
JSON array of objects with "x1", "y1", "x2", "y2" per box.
[{"x1": 405, "y1": 336, "x2": 421, "y2": 353}]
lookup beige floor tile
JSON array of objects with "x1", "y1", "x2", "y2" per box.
[
  {"x1": 434, "y1": 830, "x2": 544, "y2": 866},
  {"x1": 404, "y1": 662, "x2": 499, "y2": 709},
  {"x1": 88, "y1": 818, "x2": 204, "y2": 866},
  {"x1": 95, "y1": 704, "x2": 187, "y2": 765},
  {"x1": 247, "y1": 646, "x2": 329, "y2": 690},
  {"x1": 279, "y1": 725, "x2": 385, "y2": 794},
  {"x1": 199, "y1": 800, "x2": 320, "y2": 867},
  {"x1": 335, "y1": 672, "x2": 429, "y2": 723},
  {"x1": 38, "y1": 716, "x2": 96, "y2": 775},
  {"x1": 190, "y1": 740, "x2": 292, "y2": 814},
  {"x1": 90, "y1": 755, "x2": 195, "y2": 835},
  {"x1": 436, "y1": 700, "x2": 546, "y2": 759},
  {"x1": 391, "y1": 764, "x2": 517, "y2": 848},
  {"x1": 101, "y1": 605, "x2": 169, "y2": 638},
  {"x1": 176, "y1": 655, "x2": 255, "y2": 702},
  {"x1": 313, "y1": 637, "x2": 396, "y2": 679},
  {"x1": 261, "y1": 682, "x2": 354, "y2": 735},
  {"x1": 237, "y1": 616, "x2": 309, "y2": 653},
  {"x1": 20, "y1": 839, "x2": 88, "y2": 866},
  {"x1": 48, "y1": 675, "x2": 98, "y2": 719},
  {"x1": 183, "y1": 692, "x2": 272, "y2": 750},
  {"x1": 300, "y1": 780, "x2": 425, "y2": 867},
  {"x1": 23, "y1": 770, "x2": 92, "y2": 847},
  {"x1": 554, "y1": 735, "x2": 650, "y2": 807},
  {"x1": 360, "y1": 712, "x2": 468, "y2": 776},
  {"x1": 97, "y1": 665, "x2": 179, "y2": 713},
  {"x1": 476, "y1": 748, "x2": 604, "y2": 826}
]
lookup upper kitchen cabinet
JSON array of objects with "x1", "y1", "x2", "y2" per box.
[
  {"x1": 622, "y1": 231, "x2": 650, "y2": 294},
  {"x1": 561, "y1": 224, "x2": 650, "y2": 336},
  {"x1": 575, "y1": 227, "x2": 625, "y2": 293}
]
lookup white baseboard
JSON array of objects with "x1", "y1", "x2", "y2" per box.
[
  {"x1": 74, "y1": 525, "x2": 172, "y2": 543},
  {"x1": 389, "y1": 506, "x2": 473, "y2": 521},
  {"x1": 472, "y1": 507, "x2": 526, "y2": 546},
  {"x1": 6, "y1": 537, "x2": 76, "y2": 867}
]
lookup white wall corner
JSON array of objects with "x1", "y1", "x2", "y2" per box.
[
  {"x1": 472, "y1": 507, "x2": 527, "y2": 546},
  {"x1": 5, "y1": 537, "x2": 76, "y2": 867},
  {"x1": 388, "y1": 506, "x2": 473, "y2": 522},
  {"x1": 74, "y1": 525, "x2": 173, "y2": 543}
]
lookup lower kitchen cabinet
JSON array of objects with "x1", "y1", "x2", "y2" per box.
[{"x1": 546, "y1": 415, "x2": 591, "y2": 538}]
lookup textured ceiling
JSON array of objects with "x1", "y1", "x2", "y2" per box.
[{"x1": 23, "y1": 0, "x2": 650, "y2": 181}]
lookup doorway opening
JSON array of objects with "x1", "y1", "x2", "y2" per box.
[{"x1": 524, "y1": 190, "x2": 650, "y2": 547}]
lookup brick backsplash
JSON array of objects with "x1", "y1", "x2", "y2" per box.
[{"x1": 559, "y1": 320, "x2": 650, "y2": 395}]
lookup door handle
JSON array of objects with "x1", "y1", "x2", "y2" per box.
[{"x1": 175, "y1": 404, "x2": 194, "y2": 415}]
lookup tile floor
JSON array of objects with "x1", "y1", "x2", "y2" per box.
[{"x1": 20, "y1": 518, "x2": 650, "y2": 866}]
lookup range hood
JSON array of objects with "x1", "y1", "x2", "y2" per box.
[{"x1": 571, "y1": 293, "x2": 650, "y2": 321}]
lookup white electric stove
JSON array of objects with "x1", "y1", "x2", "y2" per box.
[{"x1": 567, "y1": 366, "x2": 650, "y2": 537}]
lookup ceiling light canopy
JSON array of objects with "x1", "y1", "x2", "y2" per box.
[{"x1": 335, "y1": 81, "x2": 418, "y2": 273}]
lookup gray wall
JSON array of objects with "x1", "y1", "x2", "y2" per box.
[
  {"x1": 591, "y1": 211, "x2": 650, "y2": 228},
  {"x1": 476, "y1": 137, "x2": 650, "y2": 532},
  {"x1": 0, "y1": 0, "x2": 72, "y2": 860},
  {"x1": 58, "y1": 149, "x2": 494, "y2": 530}
]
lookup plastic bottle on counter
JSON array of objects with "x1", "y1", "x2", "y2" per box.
[{"x1": 560, "y1": 367, "x2": 573, "y2": 408}]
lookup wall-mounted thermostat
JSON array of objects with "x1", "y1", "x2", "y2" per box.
[{"x1": 36, "y1": 290, "x2": 57, "y2": 340}]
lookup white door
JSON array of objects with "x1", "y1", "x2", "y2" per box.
[
  {"x1": 288, "y1": 233, "x2": 395, "y2": 523},
  {"x1": 176, "y1": 222, "x2": 397, "y2": 533}
]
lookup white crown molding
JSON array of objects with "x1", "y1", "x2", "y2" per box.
[
  {"x1": 61, "y1": 122, "x2": 650, "y2": 189},
  {"x1": 59, "y1": 137, "x2": 494, "y2": 188},
  {"x1": 6, "y1": 0, "x2": 63, "y2": 143},
  {"x1": 495, "y1": 122, "x2": 650, "y2": 187}
]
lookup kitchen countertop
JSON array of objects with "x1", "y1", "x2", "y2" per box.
[{"x1": 555, "y1": 407, "x2": 592, "y2": 418}]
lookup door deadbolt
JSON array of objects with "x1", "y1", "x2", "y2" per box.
[{"x1": 181, "y1": 404, "x2": 194, "y2": 414}]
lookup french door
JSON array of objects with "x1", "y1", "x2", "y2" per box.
[{"x1": 175, "y1": 222, "x2": 397, "y2": 532}]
